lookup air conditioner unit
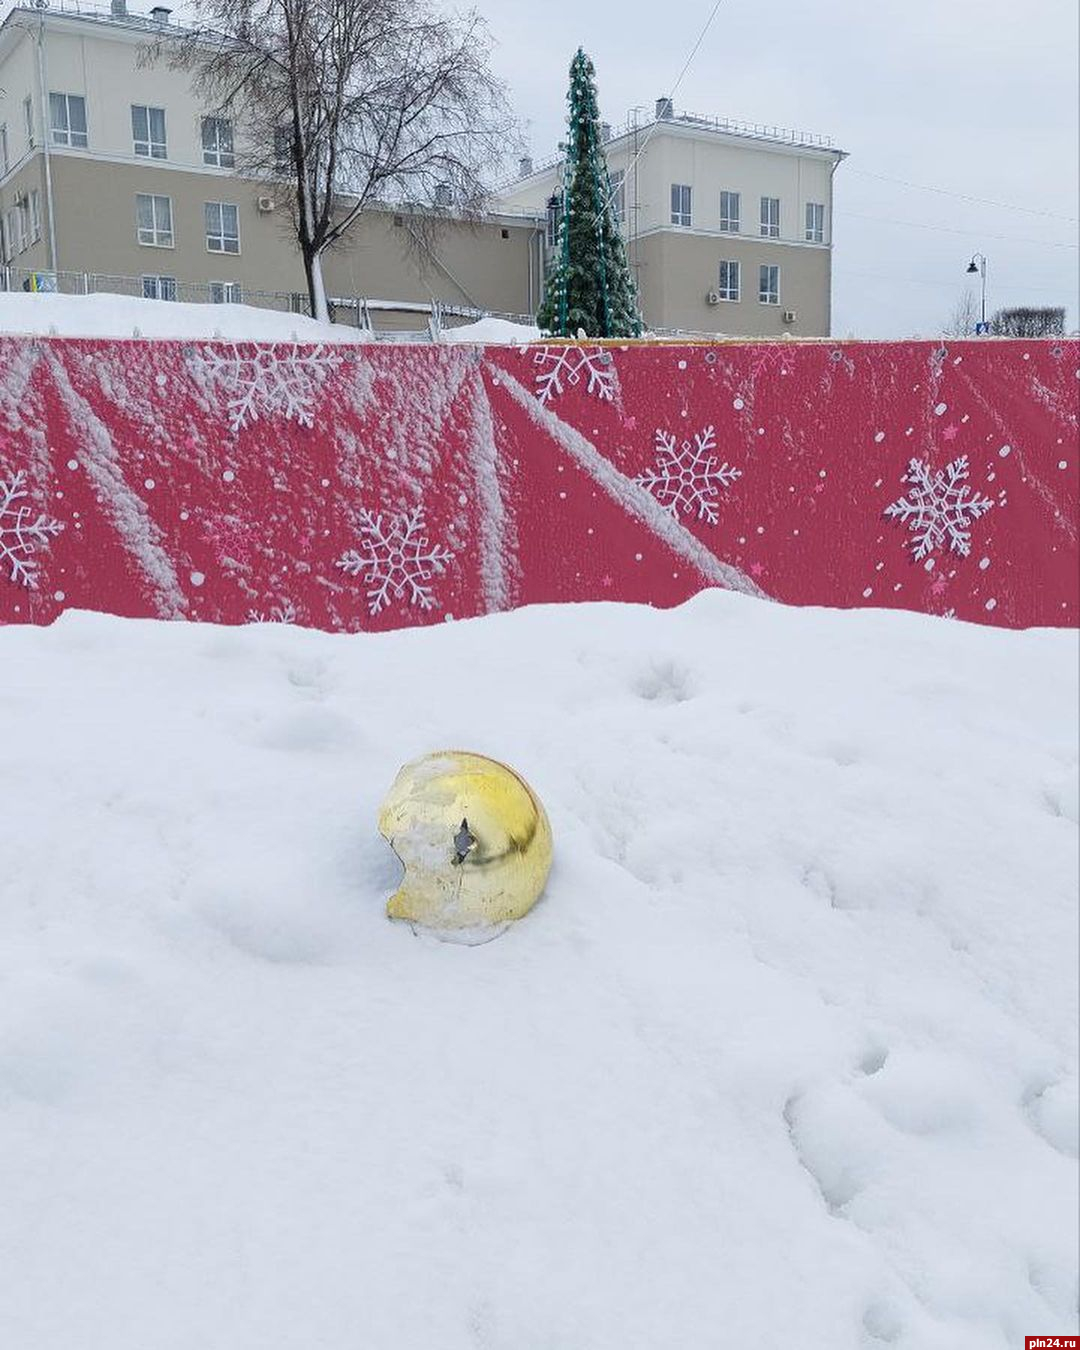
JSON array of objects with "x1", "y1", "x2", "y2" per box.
[
  {"x1": 257, "y1": 196, "x2": 275, "y2": 213},
  {"x1": 705, "y1": 289, "x2": 720, "y2": 306},
  {"x1": 782, "y1": 309, "x2": 797, "y2": 324}
]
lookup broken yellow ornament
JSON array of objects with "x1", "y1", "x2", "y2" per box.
[{"x1": 378, "y1": 750, "x2": 553, "y2": 933}]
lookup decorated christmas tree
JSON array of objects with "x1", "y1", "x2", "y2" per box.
[{"x1": 537, "y1": 49, "x2": 642, "y2": 338}]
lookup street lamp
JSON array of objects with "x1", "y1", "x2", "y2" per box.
[{"x1": 966, "y1": 253, "x2": 988, "y2": 332}]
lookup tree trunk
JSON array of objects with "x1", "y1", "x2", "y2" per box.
[{"x1": 303, "y1": 246, "x2": 330, "y2": 325}]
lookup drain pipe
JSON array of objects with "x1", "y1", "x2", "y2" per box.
[{"x1": 35, "y1": 2, "x2": 58, "y2": 272}]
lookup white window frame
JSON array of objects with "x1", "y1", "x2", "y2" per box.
[
  {"x1": 759, "y1": 264, "x2": 780, "y2": 305},
  {"x1": 209, "y1": 280, "x2": 243, "y2": 304},
  {"x1": 609, "y1": 168, "x2": 626, "y2": 224},
  {"x1": 28, "y1": 189, "x2": 41, "y2": 243},
  {"x1": 131, "y1": 104, "x2": 167, "y2": 159},
  {"x1": 24, "y1": 95, "x2": 35, "y2": 148},
  {"x1": 760, "y1": 196, "x2": 780, "y2": 238},
  {"x1": 136, "y1": 193, "x2": 174, "y2": 247},
  {"x1": 805, "y1": 201, "x2": 825, "y2": 244},
  {"x1": 205, "y1": 200, "x2": 240, "y2": 254},
  {"x1": 142, "y1": 274, "x2": 177, "y2": 300},
  {"x1": 50, "y1": 92, "x2": 88, "y2": 148},
  {"x1": 0, "y1": 124, "x2": 9, "y2": 177},
  {"x1": 202, "y1": 115, "x2": 235, "y2": 168},
  {"x1": 670, "y1": 183, "x2": 692, "y2": 227},
  {"x1": 718, "y1": 259, "x2": 740, "y2": 302},
  {"x1": 719, "y1": 190, "x2": 740, "y2": 233}
]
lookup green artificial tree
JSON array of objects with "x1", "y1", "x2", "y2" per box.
[{"x1": 537, "y1": 49, "x2": 642, "y2": 338}]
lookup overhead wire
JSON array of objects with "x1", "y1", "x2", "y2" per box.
[
  {"x1": 845, "y1": 167, "x2": 1079, "y2": 225},
  {"x1": 839, "y1": 210, "x2": 1079, "y2": 249},
  {"x1": 592, "y1": 0, "x2": 727, "y2": 222}
]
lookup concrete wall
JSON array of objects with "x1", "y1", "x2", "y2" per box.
[
  {"x1": 320, "y1": 211, "x2": 543, "y2": 316},
  {"x1": 4, "y1": 151, "x2": 541, "y2": 320},
  {"x1": 636, "y1": 229, "x2": 830, "y2": 337},
  {"x1": 0, "y1": 18, "x2": 38, "y2": 172}
]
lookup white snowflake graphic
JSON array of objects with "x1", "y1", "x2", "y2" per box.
[
  {"x1": 335, "y1": 504, "x2": 453, "y2": 615},
  {"x1": 246, "y1": 601, "x2": 297, "y2": 624},
  {"x1": 1, "y1": 471, "x2": 64, "y2": 588},
  {"x1": 532, "y1": 346, "x2": 617, "y2": 404},
  {"x1": 190, "y1": 343, "x2": 343, "y2": 432},
  {"x1": 884, "y1": 455, "x2": 994, "y2": 560},
  {"x1": 634, "y1": 426, "x2": 742, "y2": 525}
]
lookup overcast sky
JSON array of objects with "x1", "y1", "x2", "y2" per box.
[{"x1": 484, "y1": 0, "x2": 1079, "y2": 337}]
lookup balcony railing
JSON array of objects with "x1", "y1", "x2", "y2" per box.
[{"x1": 497, "y1": 110, "x2": 837, "y2": 190}]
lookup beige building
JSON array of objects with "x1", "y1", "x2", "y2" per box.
[
  {"x1": 496, "y1": 101, "x2": 846, "y2": 337},
  {"x1": 0, "y1": 0, "x2": 545, "y2": 327}
]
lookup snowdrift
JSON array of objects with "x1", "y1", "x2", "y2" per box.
[{"x1": 1, "y1": 592, "x2": 1076, "y2": 1348}]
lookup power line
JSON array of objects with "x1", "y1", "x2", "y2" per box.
[
  {"x1": 840, "y1": 264, "x2": 1072, "y2": 298},
  {"x1": 595, "y1": 0, "x2": 727, "y2": 221},
  {"x1": 846, "y1": 167, "x2": 1079, "y2": 225},
  {"x1": 840, "y1": 210, "x2": 1080, "y2": 250}
]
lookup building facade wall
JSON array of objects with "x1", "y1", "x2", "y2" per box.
[
  {"x1": 0, "y1": 7, "x2": 542, "y2": 320},
  {"x1": 320, "y1": 212, "x2": 543, "y2": 317},
  {"x1": 496, "y1": 120, "x2": 842, "y2": 336},
  {"x1": 636, "y1": 230, "x2": 831, "y2": 336}
]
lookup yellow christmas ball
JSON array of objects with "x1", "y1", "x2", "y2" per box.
[{"x1": 378, "y1": 750, "x2": 553, "y2": 933}]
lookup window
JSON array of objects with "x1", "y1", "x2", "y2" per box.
[
  {"x1": 202, "y1": 116, "x2": 234, "y2": 168},
  {"x1": 28, "y1": 190, "x2": 41, "y2": 243},
  {"x1": 671, "y1": 183, "x2": 692, "y2": 227},
  {"x1": 759, "y1": 264, "x2": 779, "y2": 305},
  {"x1": 805, "y1": 201, "x2": 825, "y2": 243},
  {"x1": 274, "y1": 126, "x2": 292, "y2": 174},
  {"x1": 760, "y1": 196, "x2": 780, "y2": 238},
  {"x1": 0, "y1": 124, "x2": 8, "y2": 177},
  {"x1": 5, "y1": 205, "x2": 25, "y2": 256},
  {"x1": 205, "y1": 200, "x2": 239, "y2": 253},
  {"x1": 136, "y1": 193, "x2": 173, "y2": 246},
  {"x1": 610, "y1": 168, "x2": 625, "y2": 224},
  {"x1": 718, "y1": 259, "x2": 740, "y2": 302},
  {"x1": 131, "y1": 105, "x2": 167, "y2": 159},
  {"x1": 142, "y1": 275, "x2": 177, "y2": 300},
  {"x1": 24, "y1": 95, "x2": 35, "y2": 148},
  {"x1": 719, "y1": 190, "x2": 740, "y2": 232},
  {"x1": 50, "y1": 93, "x2": 88, "y2": 148},
  {"x1": 209, "y1": 281, "x2": 242, "y2": 303},
  {"x1": 545, "y1": 192, "x2": 561, "y2": 248}
]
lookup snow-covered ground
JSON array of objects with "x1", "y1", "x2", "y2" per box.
[
  {"x1": 0, "y1": 291, "x2": 540, "y2": 343},
  {"x1": 1, "y1": 593, "x2": 1076, "y2": 1349}
]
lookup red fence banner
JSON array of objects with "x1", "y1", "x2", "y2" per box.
[{"x1": 1, "y1": 336, "x2": 1076, "y2": 631}]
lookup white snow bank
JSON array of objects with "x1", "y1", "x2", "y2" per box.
[
  {"x1": 1, "y1": 593, "x2": 1076, "y2": 1349},
  {"x1": 0, "y1": 292, "x2": 544, "y2": 344},
  {"x1": 0, "y1": 292, "x2": 372, "y2": 342},
  {"x1": 442, "y1": 315, "x2": 541, "y2": 343}
]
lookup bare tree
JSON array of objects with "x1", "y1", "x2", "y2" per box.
[
  {"x1": 152, "y1": 0, "x2": 514, "y2": 322},
  {"x1": 943, "y1": 288, "x2": 979, "y2": 337},
  {"x1": 991, "y1": 307, "x2": 1066, "y2": 338}
]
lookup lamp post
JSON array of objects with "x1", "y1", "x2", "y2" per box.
[{"x1": 966, "y1": 253, "x2": 988, "y2": 332}]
